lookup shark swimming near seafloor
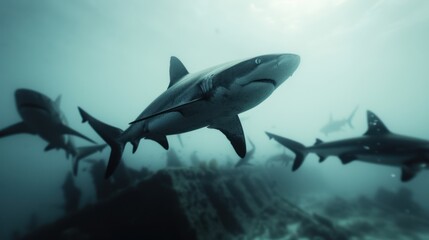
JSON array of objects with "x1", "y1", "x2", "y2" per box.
[
  {"x1": 267, "y1": 110, "x2": 429, "y2": 182},
  {"x1": 78, "y1": 53, "x2": 300, "y2": 178},
  {"x1": 0, "y1": 89, "x2": 106, "y2": 174}
]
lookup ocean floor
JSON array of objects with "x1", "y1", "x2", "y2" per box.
[{"x1": 20, "y1": 167, "x2": 429, "y2": 240}]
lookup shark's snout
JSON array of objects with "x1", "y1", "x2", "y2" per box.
[
  {"x1": 15, "y1": 88, "x2": 49, "y2": 111},
  {"x1": 277, "y1": 54, "x2": 300, "y2": 76},
  {"x1": 266, "y1": 53, "x2": 300, "y2": 87}
]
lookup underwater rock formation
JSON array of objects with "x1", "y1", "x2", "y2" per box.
[
  {"x1": 305, "y1": 188, "x2": 429, "y2": 240},
  {"x1": 62, "y1": 173, "x2": 81, "y2": 214},
  {"x1": 21, "y1": 168, "x2": 349, "y2": 240}
]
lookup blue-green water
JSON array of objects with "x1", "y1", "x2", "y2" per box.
[{"x1": 1, "y1": 1, "x2": 429, "y2": 239}]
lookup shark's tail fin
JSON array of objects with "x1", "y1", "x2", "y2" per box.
[
  {"x1": 72, "y1": 144, "x2": 107, "y2": 175},
  {"x1": 78, "y1": 107, "x2": 125, "y2": 178},
  {"x1": 265, "y1": 132, "x2": 308, "y2": 171},
  {"x1": 347, "y1": 106, "x2": 359, "y2": 128}
]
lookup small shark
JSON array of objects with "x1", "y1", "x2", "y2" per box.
[
  {"x1": 166, "y1": 148, "x2": 183, "y2": 168},
  {"x1": 320, "y1": 106, "x2": 358, "y2": 136},
  {"x1": 266, "y1": 110, "x2": 429, "y2": 182},
  {"x1": 0, "y1": 89, "x2": 106, "y2": 174},
  {"x1": 265, "y1": 150, "x2": 294, "y2": 167},
  {"x1": 79, "y1": 53, "x2": 300, "y2": 178}
]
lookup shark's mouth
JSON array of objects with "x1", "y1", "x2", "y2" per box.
[
  {"x1": 244, "y1": 79, "x2": 277, "y2": 87},
  {"x1": 19, "y1": 103, "x2": 49, "y2": 113}
]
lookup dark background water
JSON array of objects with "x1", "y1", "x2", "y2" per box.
[{"x1": 1, "y1": 1, "x2": 429, "y2": 239}]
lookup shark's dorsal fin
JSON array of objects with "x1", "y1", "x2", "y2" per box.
[
  {"x1": 209, "y1": 115, "x2": 246, "y2": 158},
  {"x1": 364, "y1": 111, "x2": 390, "y2": 136},
  {"x1": 55, "y1": 95, "x2": 62, "y2": 107},
  {"x1": 168, "y1": 56, "x2": 189, "y2": 88}
]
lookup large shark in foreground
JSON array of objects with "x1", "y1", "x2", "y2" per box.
[
  {"x1": 267, "y1": 111, "x2": 429, "y2": 182},
  {"x1": 79, "y1": 53, "x2": 300, "y2": 177},
  {"x1": 0, "y1": 89, "x2": 106, "y2": 174}
]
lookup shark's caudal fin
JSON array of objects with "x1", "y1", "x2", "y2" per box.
[
  {"x1": 347, "y1": 106, "x2": 359, "y2": 128},
  {"x1": 72, "y1": 144, "x2": 107, "y2": 176},
  {"x1": 78, "y1": 107, "x2": 125, "y2": 178},
  {"x1": 266, "y1": 132, "x2": 308, "y2": 171}
]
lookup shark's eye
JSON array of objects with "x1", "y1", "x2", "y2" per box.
[{"x1": 254, "y1": 58, "x2": 261, "y2": 64}]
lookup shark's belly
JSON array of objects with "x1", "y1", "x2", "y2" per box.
[
  {"x1": 142, "y1": 82, "x2": 275, "y2": 136},
  {"x1": 20, "y1": 109, "x2": 65, "y2": 144},
  {"x1": 146, "y1": 109, "x2": 216, "y2": 135},
  {"x1": 221, "y1": 82, "x2": 276, "y2": 114},
  {"x1": 355, "y1": 153, "x2": 414, "y2": 167}
]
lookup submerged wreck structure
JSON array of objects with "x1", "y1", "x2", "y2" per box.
[
  {"x1": 22, "y1": 167, "x2": 429, "y2": 240},
  {"x1": 22, "y1": 168, "x2": 348, "y2": 240}
]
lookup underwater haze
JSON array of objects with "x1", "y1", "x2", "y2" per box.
[{"x1": 1, "y1": 0, "x2": 429, "y2": 239}]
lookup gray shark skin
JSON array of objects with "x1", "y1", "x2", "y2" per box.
[
  {"x1": 0, "y1": 89, "x2": 106, "y2": 175},
  {"x1": 78, "y1": 53, "x2": 300, "y2": 178},
  {"x1": 320, "y1": 106, "x2": 358, "y2": 136},
  {"x1": 267, "y1": 110, "x2": 429, "y2": 182}
]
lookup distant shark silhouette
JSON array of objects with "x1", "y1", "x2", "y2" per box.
[
  {"x1": 78, "y1": 53, "x2": 300, "y2": 178},
  {"x1": 265, "y1": 150, "x2": 294, "y2": 167},
  {"x1": 320, "y1": 106, "x2": 358, "y2": 136},
  {"x1": 0, "y1": 89, "x2": 106, "y2": 174},
  {"x1": 267, "y1": 110, "x2": 429, "y2": 182}
]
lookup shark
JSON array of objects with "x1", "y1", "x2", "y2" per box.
[
  {"x1": 0, "y1": 89, "x2": 106, "y2": 174},
  {"x1": 235, "y1": 138, "x2": 255, "y2": 168},
  {"x1": 265, "y1": 150, "x2": 294, "y2": 167},
  {"x1": 78, "y1": 53, "x2": 300, "y2": 178},
  {"x1": 320, "y1": 106, "x2": 359, "y2": 136},
  {"x1": 266, "y1": 110, "x2": 429, "y2": 182}
]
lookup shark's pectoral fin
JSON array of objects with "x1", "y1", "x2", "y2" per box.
[
  {"x1": 130, "y1": 139, "x2": 141, "y2": 153},
  {"x1": 209, "y1": 115, "x2": 246, "y2": 158},
  {"x1": 57, "y1": 124, "x2": 95, "y2": 144},
  {"x1": 400, "y1": 159, "x2": 425, "y2": 182},
  {"x1": 339, "y1": 154, "x2": 356, "y2": 164},
  {"x1": 44, "y1": 143, "x2": 56, "y2": 152},
  {"x1": 317, "y1": 154, "x2": 327, "y2": 163},
  {"x1": 129, "y1": 97, "x2": 205, "y2": 124},
  {"x1": 0, "y1": 122, "x2": 35, "y2": 138},
  {"x1": 146, "y1": 134, "x2": 169, "y2": 150},
  {"x1": 401, "y1": 164, "x2": 419, "y2": 182}
]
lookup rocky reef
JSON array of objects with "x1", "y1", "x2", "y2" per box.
[{"x1": 22, "y1": 168, "x2": 350, "y2": 240}]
